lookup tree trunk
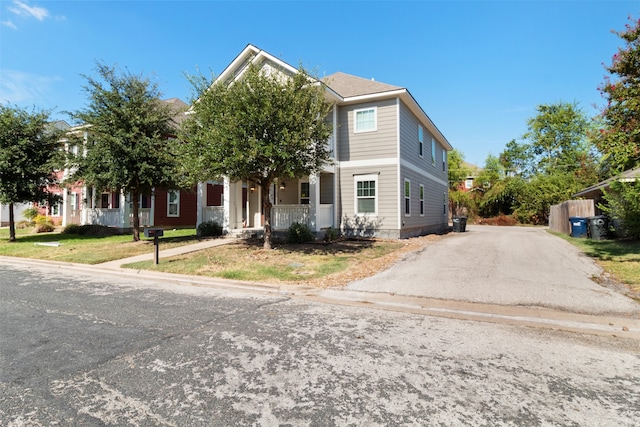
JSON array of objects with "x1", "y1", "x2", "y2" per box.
[
  {"x1": 261, "y1": 180, "x2": 273, "y2": 249},
  {"x1": 131, "y1": 188, "x2": 140, "y2": 241},
  {"x1": 8, "y1": 202, "x2": 16, "y2": 242}
]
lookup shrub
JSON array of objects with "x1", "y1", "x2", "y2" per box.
[
  {"x1": 34, "y1": 214, "x2": 51, "y2": 225},
  {"x1": 35, "y1": 223, "x2": 55, "y2": 233},
  {"x1": 197, "y1": 220, "x2": 223, "y2": 237},
  {"x1": 323, "y1": 226, "x2": 340, "y2": 242},
  {"x1": 62, "y1": 224, "x2": 121, "y2": 236},
  {"x1": 16, "y1": 220, "x2": 33, "y2": 229},
  {"x1": 287, "y1": 222, "x2": 314, "y2": 244},
  {"x1": 22, "y1": 207, "x2": 39, "y2": 221}
]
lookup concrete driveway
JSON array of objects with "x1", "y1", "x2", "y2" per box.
[{"x1": 347, "y1": 225, "x2": 640, "y2": 317}]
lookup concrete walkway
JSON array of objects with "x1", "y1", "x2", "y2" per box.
[{"x1": 96, "y1": 237, "x2": 238, "y2": 269}]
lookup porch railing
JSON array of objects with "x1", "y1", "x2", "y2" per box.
[
  {"x1": 272, "y1": 205, "x2": 310, "y2": 229},
  {"x1": 202, "y1": 206, "x2": 224, "y2": 224},
  {"x1": 133, "y1": 208, "x2": 151, "y2": 227},
  {"x1": 87, "y1": 208, "x2": 121, "y2": 227}
]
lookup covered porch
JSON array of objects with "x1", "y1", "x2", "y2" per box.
[{"x1": 198, "y1": 171, "x2": 336, "y2": 233}]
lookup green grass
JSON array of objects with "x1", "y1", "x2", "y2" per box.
[
  {"x1": 0, "y1": 227, "x2": 199, "y2": 264},
  {"x1": 123, "y1": 239, "x2": 406, "y2": 286},
  {"x1": 552, "y1": 231, "x2": 640, "y2": 292}
]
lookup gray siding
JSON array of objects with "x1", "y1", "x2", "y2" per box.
[
  {"x1": 398, "y1": 101, "x2": 448, "y2": 180},
  {"x1": 337, "y1": 99, "x2": 398, "y2": 162},
  {"x1": 399, "y1": 164, "x2": 448, "y2": 237},
  {"x1": 337, "y1": 164, "x2": 399, "y2": 238}
]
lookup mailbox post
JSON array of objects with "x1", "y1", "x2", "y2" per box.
[{"x1": 144, "y1": 228, "x2": 164, "y2": 264}]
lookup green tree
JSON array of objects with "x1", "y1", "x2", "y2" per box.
[
  {"x1": 499, "y1": 139, "x2": 533, "y2": 177},
  {"x1": 0, "y1": 105, "x2": 64, "y2": 241},
  {"x1": 447, "y1": 149, "x2": 470, "y2": 188},
  {"x1": 180, "y1": 63, "x2": 333, "y2": 249},
  {"x1": 522, "y1": 102, "x2": 595, "y2": 176},
  {"x1": 596, "y1": 16, "x2": 640, "y2": 172},
  {"x1": 70, "y1": 63, "x2": 180, "y2": 241},
  {"x1": 601, "y1": 180, "x2": 640, "y2": 239}
]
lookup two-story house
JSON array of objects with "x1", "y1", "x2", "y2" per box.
[{"x1": 196, "y1": 44, "x2": 453, "y2": 239}]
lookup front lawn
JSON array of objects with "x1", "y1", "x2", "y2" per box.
[
  {"x1": 0, "y1": 227, "x2": 199, "y2": 264},
  {"x1": 123, "y1": 237, "x2": 424, "y2": 288}
]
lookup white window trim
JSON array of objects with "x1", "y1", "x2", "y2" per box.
[
  {"x1": 300, "y1": 180, "x2": 310, "y2": 204},
  {"x1": 404, "y1": 178, "x2": 411, "y2": 217},
  {"x1": 418, "y1": 124, "x2": 424, "y2": 158},
  {"x1": 167, "y1": 189, "x2": 180, "y2": 217},
  {"x1": 354, "y1": 107, "x2": 377, "y2": 133},
  {"x1": 354, "y1": 173, "x2": 378, "y2": 216},
  {"x1": 419, "y1": 184, "x2": 425, "y2": 216}
]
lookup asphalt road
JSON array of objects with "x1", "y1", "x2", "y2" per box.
[
  {"x1": 348, "y1": 225, "x2": 640, "y2": 317},
  {"x1": 1, "y1": 260, "x2": 640, "y2": 426}
]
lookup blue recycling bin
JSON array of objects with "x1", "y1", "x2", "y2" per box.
[{"x1": 569, "y1": 217, "x2": 588, "y2": 238}]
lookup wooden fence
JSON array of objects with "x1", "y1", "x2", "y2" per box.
[{"x1": 548, "y1": 200, "x2": 595, "y2": 235}]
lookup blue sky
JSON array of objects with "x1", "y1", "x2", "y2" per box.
[{"x1": 1, "y1": 0, "x2": 638, "y2": 166}]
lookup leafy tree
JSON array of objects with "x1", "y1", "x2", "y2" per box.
[
  {"x1": 515, "y1": 172, "x2": 582, "y2": 225},
  {"x1": 499, "y1": 139, "x2": 533, "y2": 177},
  {"x1": 0, "y1": 105, "x2": 64, "y2": 241},
  {"x1": 180, "y1": 63, "x2": 333, "y2": 249},
  {"x1": 596, "y1": 16, "x2": 640, "y2": 172},
  {"x1": 601, "y1": 180, "x2": 640, "y2": 239},
  {"x1": 522, "y1": 102, "x2": 595, "y2": 176},
  {"x1": 70, "y1": 63, "x2": 180, "y2": 241},
  {"x1": 447, "y1": 149, "x2": 470, "y2": 188}
]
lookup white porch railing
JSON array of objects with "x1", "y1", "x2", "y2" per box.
[
  {"x1": 87, "y1": 208, "x2": 151, "y2": 227},
  {"x1": 87, "y1": 208, "x2": 120, "y2": 227},
  {"x1": 318, "y1": 204, "x2": 334, "y2": 229},
  {"x1": 272, "y1": 205, "x2": 310, "y2": 229},
  {"x1": 133, "y1": 208, "x2": 151, "y2": 227},
  {"x1": 202, "y1": 206, "x2": 224, "y2": 224}
]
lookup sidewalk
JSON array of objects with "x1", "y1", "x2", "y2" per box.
[{"x1": 96, "y1": 237, "x2": 238, "y2": 269}]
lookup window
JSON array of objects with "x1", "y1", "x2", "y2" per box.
[
  {"x1": 442, "y1": 150, "x2": 446, "y2": 171},
  {"x1": 354, "y1": 107, "x2": 377, "y2": 133},
  {"x1": 51, "y1": 202, "x2": 61, "y2": 216},
  {"x1": 167, "y1": 190, "x2": 180, "y2": 217},
  {"x1": 419, "y1": 184, "x2": 424, "y2": 216},
  {"x1": 404, "y1": 179, "x2": 411, "y2": 216},
  {"x1": 465, "y1": 179, "x2": 474, "y2": 189},
  {"x1": 418, "y1": 125, "x2": 424, "y2": 157},
  {"x1": 300, "y1": 182, "x2": 310, "y2": 204},
  {"x1": 355, "y1": 174, "x2": 377, "y2": 214},
  {"x1": 70, "y1": 193, "x2": 79, "y2": 212},
  {"x1": 431, "y1": 138, "x2": 436, "y2": 166},
  {"x1": 101, "y1": 193, "x2": 110, "y2": 208},
  {"x1": 443, "y1": 192, "x2": 447, "y2": 215}
]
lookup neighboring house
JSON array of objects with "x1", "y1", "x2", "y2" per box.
[
  {"x1": 46, "y1": 98, "x2": 197, "y2": 230},
  {"x1": 0, "y1": 202, "x2": 30, "y2": 226},
  {"x1": 456, "y1": 162, "x2": 482, "y2": 193},
  {"x1": 572, "y1": 167, "x2": 640, "y2": 213},
  {"x1": 196, "y1": 44, "x2": 453, "y2": 238}
]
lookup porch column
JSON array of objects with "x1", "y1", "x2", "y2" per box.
[
  {"x1": 80, "y1": 186, "x2": 88, "y2": 225},
  {"x1": 120, "y1": 190, "x2": 128, "y2": 228},
  {"x1": 223, "y1": 177, "x2": 231, "y2": 231},
  {"x1": 61, "y1": 188, "x2": 69, "y2": 227},
  {"x1": 149, "y1": 188, "x2": 155, "y2": 227},
  {"x1": 309, "y1": 173, "x2": 319, "y2": 231},
  {"x1": 196, "y1": 182, "x2": 205, "y2": 227}
]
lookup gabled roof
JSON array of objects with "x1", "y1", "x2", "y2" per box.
[
  {"x1": 322, "y1": 72, "x2": 402, "y2": 98},
  {"x1": 573, "y1": 167, "x2": 640, "y2": 198},
  {"x1": 212, "y1": 44, "x2": 452, "y2": 151},
  {"x1": 161, "y1": 98, "x2": 189, "y2": 126}
]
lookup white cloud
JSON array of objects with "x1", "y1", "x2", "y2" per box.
[
  {"x1": 1, "y1": 20, "x2": 18, "y2": 30},
  {"x1": 8, "y1": 1, "x2": 49, "y2": 21},
  {"x1": 0, "y1": 69, "x2": 60, "y2": 105}
]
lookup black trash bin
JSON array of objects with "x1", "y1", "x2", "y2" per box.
[
  {"x1": 588, "y1": 216, "x2": 609, "y2": 240},
  {"x1": 453, "y1": 217, "x2": 467, "y2": 232},
  {"x1": 568, "y1": 217, "x2": 588, "y2": 238}
]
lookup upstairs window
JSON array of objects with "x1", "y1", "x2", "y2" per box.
[
  {"x1": 431, "y1": 138, "x2": 436, "y2": 166},
  {"x1": 442, "y1": 150, "x2": 447, "y2": 171},
  {"x1": 354, "y1": 107, "x2": 377, "y2": 133},
  {"x1": 418, "y1": 125, "x2": 424, "y2": 157}
]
